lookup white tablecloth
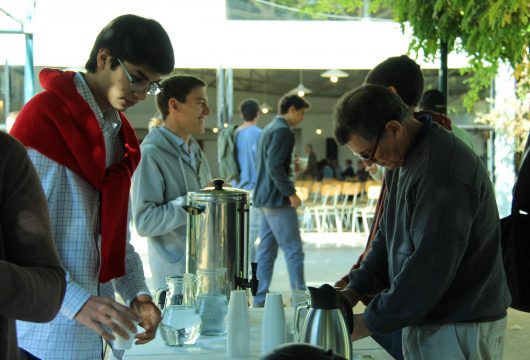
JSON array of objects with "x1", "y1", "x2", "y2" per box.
[
  {"x1": 112, "y1": 308, "x2": 392, "y2": 360},
  {"x1": 113, "y1": 308, "x2": 265, "y2": 360}
]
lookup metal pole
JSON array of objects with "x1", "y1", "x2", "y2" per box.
[
  {"x1": 439, "y1": 41, "x2": 448, "y2": 107},
  {"x1": 362, "y1": 0, "x2": 369, "y2": 18},
  {"x1": 24, "y1": 0, "x2": 35, "y2": 103},
  {"x1": 24, "y1": 32, "x2": 34, "y2": 103},
  {"x1": 4, "y1": 61, "x2": 11, "y2": 120},
  {"x1": 216, "y1": 67, "x2": 225, "y2": 129},
  {"x1": 225, "y1": 67, "x2": 233, "y2": 125}
]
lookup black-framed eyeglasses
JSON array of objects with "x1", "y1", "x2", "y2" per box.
[
  {"x1": 117, "y1": 58, "x2": 162, "y2": 96},
  {"x1": 353, "y1": 127, "x2": 385, "y2": 162}
]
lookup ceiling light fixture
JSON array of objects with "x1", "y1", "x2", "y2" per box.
[
  {"x1": 289, "y1": 70, "x2": 312, "y2": 97},
  {"x1": 261, "y1": 70, "x2": 273, "y2": 114},
  {"x1": 261, "y1": 103, "x2": 272, "y2": 114},
  {"x1": 320, "y1": 69, "x2": 349, "y2": 83}
]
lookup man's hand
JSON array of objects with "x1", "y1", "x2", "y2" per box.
[
  {"x1": 131, "y1": 294, "x2": 162, "y2": 345},
  {"x1": 334, "y1": 274, "x2": 350, "y2": 289},
  {"x1": 340, "y1": 287, "x2": 361, "y2": 308},
  {"x1": 366, "y1": 163, "x2": 379, "y2": 174},
  {"x1": 351, "y1": 313, "x2": 372, "y2": 341},
  {"x1": 289, "y1": 194, "x2": 302, "y2": 209},
  {"x1": 75, "y1": 296, "x2": 141, "y2": 341}
]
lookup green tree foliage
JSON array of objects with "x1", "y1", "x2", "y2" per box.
[{"x1": 281, "y1": 0, "x2": 530, "y2": 109}]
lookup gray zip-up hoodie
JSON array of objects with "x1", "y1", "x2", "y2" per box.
[{"x1": 131, "y1": 127, "x2": 211, "y2": 288}]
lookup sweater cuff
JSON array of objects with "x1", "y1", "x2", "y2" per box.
[
  {"x1": 60, "y1": 274, "x2": 91, "y2": 320},
  {"x1": 363, "y1": 296, "x2": 401, "y2": 334},
  {"x1": 126, "y1": 291, "x2": 153, "y2": 307}
]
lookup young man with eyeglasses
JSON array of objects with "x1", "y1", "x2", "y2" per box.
[
  {"x1": 334, "y1": 85, "x2": 510, "y2": 359},
  {"x1": 11, "y1": 14, "x2": 174, "y2": 359},
  {"x1": 131, "y1": 75, "x2": 213, "y2": 289}
]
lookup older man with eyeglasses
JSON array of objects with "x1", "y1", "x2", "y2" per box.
[
  {"x1": 11, "y1": 15, "x2": 174, "y2": 359},
  {"x1": 334, "y1": 84, "x2": 511, "y2": 359}
]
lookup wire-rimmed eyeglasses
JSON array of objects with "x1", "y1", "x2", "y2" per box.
[
  {"x1": 352, "y1": 128, "x2": 385, "y2": 162},
  {"x1": 117, "y1": 58, "x2": 162, "y2": 96}
]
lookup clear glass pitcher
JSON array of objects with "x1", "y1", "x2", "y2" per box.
[
  {"x1": 195, "y1": 267, "x2": 229, "y2": 335},
  {"x1": 156, "y1": 274, "x2": 201, "y2": 346}
]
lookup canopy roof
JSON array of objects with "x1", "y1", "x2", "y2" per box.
[{"x1": 0, "y1": 0, "x2": 470, "y2": 70}]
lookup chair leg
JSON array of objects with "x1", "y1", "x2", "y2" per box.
[
  {"x1": 314, "y1": 208, "x2": 322, "y2": 233},
  {"x1": 334, "y1": 209, "x2": 343, "y2": 233}
]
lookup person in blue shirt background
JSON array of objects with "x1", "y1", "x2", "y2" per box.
[{"x1": 234, "y1": 98, "x2": 263, "y2": 263}]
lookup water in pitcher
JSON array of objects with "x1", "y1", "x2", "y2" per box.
[
  {"x1": 159, "y1": 305, "x2": 201, "y2": 346},
  {"x1": 196, "y1": 294, "x2": 228, "y2": 335}
]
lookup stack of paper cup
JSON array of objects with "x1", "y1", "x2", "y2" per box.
[
  {"x1": 227, "y1": 290, "x2": 250, "y2": 357},
  {"x1": 261, "y1": 293, "x2": 286, "y2": 354}
]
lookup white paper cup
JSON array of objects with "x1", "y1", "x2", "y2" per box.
[
  {"x1": 227, "y1": 317, "x2": 250, "y2": 357},
  {"x1": 227, "y1": 290, "x2": 250, "y2": 357},
  {"x1": 261, "y1": 322, "x2": 286, "y2": 354},
  {"x1": 228, "y1": 290, "x2": 248, "y2": 318},
  {"x1": 112, "y1": 319, "x2": 138, "y2": 351},
  {"x1": 261, "y1": 293, "x2": 286, "y2": 354},
  {"x1": 263, "y1": 293, "x2": 284, "y2": 319}
]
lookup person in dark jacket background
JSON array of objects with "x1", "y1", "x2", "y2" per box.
[
  {"x1": 253, "y1": 94, "x2": 309, "y2": 307},
  {"x1": 299, "y1": 143, "x2": 319, "y2": 180}
]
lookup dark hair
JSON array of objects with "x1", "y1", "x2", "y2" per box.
[
  {"x1": 85, "y1": 14, "x2": 174, "y2": 75},
  {"x1": 278, "y1": 94, "x2": 311, "y2": 115},
  {"x1": 420, "y1": 89, "x2": 447, "y2": 115},
  {"x1": 364, "y1": 55, "x2": 424, "y2": 107},
  {"x1": 333, "y1": 84, "x2": 411, "y2": 145},
  {"x1": 239, "y1": 98, "x2": 260, "y2": 121},
  {"x1": 261, "y1": 343, "x2": 347, "y2": 360},
  {"x1": 156, "y1": 75, "x2": 206, "y2": 119}
]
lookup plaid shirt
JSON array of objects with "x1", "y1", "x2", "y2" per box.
[{"x1": 17, "y1": 73, "x2": 149, "y2": 359}]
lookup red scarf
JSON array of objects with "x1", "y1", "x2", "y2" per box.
[
  {"x1": 11, "y1": 69, "x2": 140, "y2": 283},
  {"x1": 415, "y1": 110, "x2": 453, "y2": 131}
]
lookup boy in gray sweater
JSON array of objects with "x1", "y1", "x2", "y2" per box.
[{"x1": 131, "y1": 76, "x2": 212, "y2": 289}]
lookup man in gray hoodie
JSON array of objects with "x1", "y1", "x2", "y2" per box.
[{"x1": 131, "y1": 75, "x2": 212, "y2": 289}]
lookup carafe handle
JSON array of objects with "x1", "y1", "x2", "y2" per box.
[
  {"x1": 293, "y1": 301, "x2": 310, "y2": 336},
  {"x1": 339, "y1": 294, "x2": 354, "y2": 335},
  {"x1": 155, "y1": 286, "x2": 168, "y2": 311}
]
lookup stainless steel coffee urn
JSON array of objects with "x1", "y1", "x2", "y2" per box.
[{"x1": 184, "y1": 179, "x2": 258, "y2": 296}]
